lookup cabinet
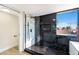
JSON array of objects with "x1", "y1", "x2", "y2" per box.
[{"x1": 69, "y1": 41, "x2": 79, "y2": 55}]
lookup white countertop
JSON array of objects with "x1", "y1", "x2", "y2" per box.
[
  {"x1": 57, "y1": 34, "x2": 77, "y2": 36},
  {"x1": 70, "y1": 41, "x2": 79, "y2": 51}
]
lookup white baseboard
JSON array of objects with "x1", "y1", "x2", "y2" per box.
[{"x1": 0, "y1": 43, "x2": 18, "y2": 53}]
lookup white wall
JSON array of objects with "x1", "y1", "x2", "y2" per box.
[{"x1": 0, "y1": 11, "x2": 19, "y2": 53}]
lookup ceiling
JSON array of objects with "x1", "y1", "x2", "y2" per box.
[{"x1": 4, "y1": 4, "x2": 79, "y2": 16}]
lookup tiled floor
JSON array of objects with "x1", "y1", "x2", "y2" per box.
[{"x1": 0, "y1": 47, "x2": 31, "y2": 55}]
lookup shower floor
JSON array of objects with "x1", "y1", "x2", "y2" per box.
[{"x1": 25, "y1": 45, "x2": 68, "y2": 55}]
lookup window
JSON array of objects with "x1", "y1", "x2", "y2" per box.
[{"x1": 56, "y1": 10, "x2": 78, "y2": 36}]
